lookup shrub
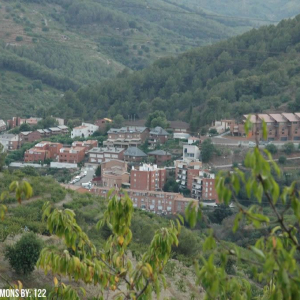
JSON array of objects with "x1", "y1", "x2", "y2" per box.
[
  {"x1": 4, "y1": 232, "x2": 43, "y2": 275},
  {"x1": 15, "y1": 36, "x2": 23, "y2": 41},
  {"x1": 283, "y1": 142, "x2": 295, "y2": 154},
  {"x1": 278, "y1": 156, "x2": 287, "y2": 164},
  {"x1": 265, "y1": 143, "x2": 277, "y2": 154}
]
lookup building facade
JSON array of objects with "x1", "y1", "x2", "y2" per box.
[
  {"x1": 19, "y1": 131, "x2": 42, "y2": 144},
  {"x1": 104, "y1": 126, "x2": 149, "y2": 148},
  {"x1": 71, "y1": 123, "x2": 99, "y2": 139},
  {"x1": 0, "y1": 120, "x2": 6, "y2": 132},
  {"x1": 148, "y1": 150, "x2": 172, "y2": 165},
  {"x1": 230, "y1": 113, "x2": 300, "y2": 141},
  {"x1": 130, "y1": 164, "x2": 166, "y2": 191},
  {"x1": 90, "y1": 187, "x2": 191, "y2": 215},
  {"x1": 0, "y1": 134, "x2": 21, "y2": 151},
  {"x1": 59, "y1": 146, "x2": 86, "y2": 163},
  {"x1": 148, "y1": 127, "x2": 169, "y2": 148},
  {"x1": 72, "y1": 140, "x2": 98, "y2": 153},
  {"x1": 88, "y1": 147, "x2": 125, "y2": 163},
  {"x1": 24, "y1": 142, "x2": 63, "y2": 162}
]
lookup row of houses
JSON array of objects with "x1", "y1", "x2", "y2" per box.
[
  {"x1": 6, "y1": 116, "x2": 65, "y2": 129},
  {"x1": 214, "y1": 113, "x2": 300, "y2": 141}
]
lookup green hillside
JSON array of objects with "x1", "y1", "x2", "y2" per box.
[
  {"x1": 47, "y1": 15, "x2": 300, "y2": 131},
  {"x1": 0, "y1": 0, "x2": 287, "y2": 120}
]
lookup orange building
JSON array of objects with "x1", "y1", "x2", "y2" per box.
[
  {"x1": 24, "y1": 141, "x2": 63, "y2": 162},
  {"x1": 130, "y1": 164, "x2": 166, "y2": 191},
  {"x1": 59, "y1": 146, "x2": 86, "y2": 164},
  {"x1": 91, "y1": 187, "x2": 191, "y2": 215}
]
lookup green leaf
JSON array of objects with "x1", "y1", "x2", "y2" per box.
[{"x1": 250, "y1": 246, "x2": 265, "y2": 259}]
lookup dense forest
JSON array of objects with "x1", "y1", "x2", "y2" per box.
[{"x1": 45, "y1": 15, "x2": 300, "y2": 132}]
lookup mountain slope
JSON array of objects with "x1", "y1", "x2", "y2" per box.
[{"x1": 48, "y1": 15, "x2": 300, "y2": 131}]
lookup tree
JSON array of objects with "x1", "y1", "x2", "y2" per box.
[
  {"x1": 201, "y1": 138, "x2": 214, "y2": 162},
  {"x1": 209, "y1": 128, "x2": 218, "y2": 135},
  {"x1": 37, "y1": 116, "x2": 58, "y2": 129},
  {"x1": 163, "y1": 178, "x2": 179, "y2": 193},
  {"x1": 37, "y1": 193, "x2": 181, "y2": 299},
  {"x1": 208, "y1": 204, "x2": 233, "y2": 224},
  {"x1": 113, "y1": 114, "x2": 125, "y2": 128},
  {"x1": 95, "y1": 165, "x2": 101, "y2": 177},
  {"x1": 265, "y1": 143, "x2": 277, "y2": 154},
  {"x1": 145, "y1": 111, "x2": 168, "y2": 128},
  {"x1": 0, "y1": 143, "x2": 7, "y2": 171},
  {"x1": 19, "y1": 123, "x2": 31, "y2": 132},
  {"x1": 4, "y1": 233, "x2": 43, "y2": 275},
  {"x1": 278, "y1": 155, "x2": 287, "y2": 164},
  {"x1": 283, "y1": 142, "x2": 295, "y2": 154}
]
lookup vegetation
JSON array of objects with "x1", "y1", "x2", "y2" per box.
[
  {"x1": 265, "y1": 143, "x2": 278, "y2": 154},
  {"x1": 4, "y1": 232, "x2": 43, "y2": 275},
  {"x1": 45, "y1": 15, "x2": 300, "y2": 131},
  {"x1": 201, "y1": 138, "x2": 214, "y2": 162}
]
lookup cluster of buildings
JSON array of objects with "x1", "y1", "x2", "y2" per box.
[
  {"x1": 24, "y1": 140, "x2": 98, "y2": 164},
  {"x1": 213, "y1": 113, "x2": 300, "y2": 142}
]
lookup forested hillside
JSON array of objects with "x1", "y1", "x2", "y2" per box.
[
  {"x1": 47, "y1": 15, "x2": 300, "y2": 131},
  {"x1": 1, "y1": 0, "x2": 298, "y2": 119}
]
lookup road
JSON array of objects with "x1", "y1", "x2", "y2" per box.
[
  {"x1": 213, "y1": 156, "x2": 300, "y2": 168},
  {"x1": 73, "y1": 166, "x2": 96, "y2": 187}
]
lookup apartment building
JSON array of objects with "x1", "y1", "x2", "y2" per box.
[
  {"x1": 148, "y1": 126, "x2": 169, "y2": 148},
  {"x1": 19, "y1": 131, "x2": 42, "y2": 144},
  {"x1": 24, "y1": 142, "x2": 63, "y2": 162},
  {"x1": 174, "y1": 160, "x2": 203, "y2": 190},
  {"x1": 88, "y1": 147, "x2": 125, "y2": 163},
  {"x1": 59, "y1": 146, "x2": 86, "y2": 164},
  {"x1": 191, "y1": 170, "x2": 217, "y2": 202},
  {"x1": 0, "y1": 120, "x2": 6, "y2": 132},
  {"x1": 90, "y1": 187, "x2": 191, "y2": 215},
  {"x1": 71, "y1": 123, "x2": 99, "y2": 139},
  {"x1": 130, "y1": 164, "x2": 166, "y2": 191},
  {"x1": 230, "y1": 113, "x2": 300, "y2": 141},
  {"x1": 104, "y1": 126, "x2": 149, "y2": 148},
  {"x1": 72, "y1": 140, "x2": 98, "y2": 153},
  {"x1": 0, "y1": 134, "x2": 21, "y2": 151},
  {"x1": 94, "y1": 118, "x2": 113, "y2": 132},
  {"x1": 101, "y1": 159, "x2": 128, "y2": 171}
]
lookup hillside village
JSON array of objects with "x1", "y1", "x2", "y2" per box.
[{"x1": 1, "y1": 112, "x2": 300, "y2": 216}]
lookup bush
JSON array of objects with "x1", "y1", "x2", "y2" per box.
[
  {"x1": 15, "y1": 36, "x2": 23, "y2": 41},
  {"x1": 4, "y1": 233, "x2": 43, "y2": 275},
  {"x1": 265, "y1": 143, "x2": 278, "y2": 154},
  {"x1": 283, "y1": 142, "x2": 295, "y2": 154},
  {"x1": 278, "y1": 156, "x2": 287, "y2": 164}
]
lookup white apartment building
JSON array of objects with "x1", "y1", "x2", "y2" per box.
[{"x1": 183, "y1": 144, "x2": 200, "y2": 162}]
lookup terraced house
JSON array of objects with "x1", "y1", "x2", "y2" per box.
[{"x1": 229, "y1": 113, "x2": 300, "y2": 141}]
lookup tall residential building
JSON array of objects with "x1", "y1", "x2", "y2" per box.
[
  {"x1": 130, "y1": 164, "x2": 166, "y2": 191},
  {"x1": 191, "y1": 170, "x2": 217, "y2": 202},
  {"x1": 0, "y1": 119, "x2": 6, "y2": 132}
]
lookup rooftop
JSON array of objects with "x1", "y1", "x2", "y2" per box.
[
  {"x1": 168, "y1": 121, "x2": 189, "y2": 130},
  {"x1": 49, "y1": 127, "x2": 62, "y2": 131},
  {"x1": 108, "y1": 126, "x2": 147, "y2": 134},
  {"x1": 74, "y1": 126, "x2": 88, "y2": 130},
  {"x1": 150, "y1": 126, "x2": 169, "y2": 135},
  {"x1": 0, "y1": 120, "x2": 6, "y2": 127},
  {"x1": 282, "y1": 113, "x2": 299, "y2": 122},
  {"x1": 148, "y1": 150, "x2": 171, "y2": 156},
  {"x1": 269, "y1": 114, "x2": 286, "y2": 123},
  {"x1": 124, "y1": 147, "x2": 147, "y2": 157},
  {"x1": 133, "y1": 163, "x2": 161, "y2": 171},
  {"x1": 20, "y1": 131, "x2": 32, "y2": 136},
  {"x1": 88, "y1": 147, "x2": 125, "y2": 153},
  {"x1": 0, "y1": 134, "x2": 17, "y2": 140},
  {"x1": 58, "y1": 125, "x2": 69, "y2": 130}
]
